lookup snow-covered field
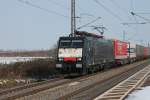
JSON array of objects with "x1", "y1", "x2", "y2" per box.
[
  {"x1": 0, "y1": 57, "x2": 49, "y2": 64},
  {"x1": 126, "y1": 86, "x2": 150, "y2": 100}
]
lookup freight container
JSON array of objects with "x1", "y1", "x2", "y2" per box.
[
  {"x1": 144, "y1": 47, "x2": 148, "y2": 58},
  {"x1": 136, "y1": 45, "x2": 144, "y2": 60},
  {"x1": 113, "y1": 39, "x2": 128, "y2": 60},
  {"x1": 148, "y1": 47, "x2": 150, "y2": 57}
]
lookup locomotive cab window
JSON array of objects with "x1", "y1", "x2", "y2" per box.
[
  {"x1": 72, "y1": 40, "x2": 83, "y2": 48},
  {"x1": 59, "y1": 40, "x2": 71, "y2": 47},
  {"x1": 59, "y1": 39, "x2": 83, "y2": 48}
]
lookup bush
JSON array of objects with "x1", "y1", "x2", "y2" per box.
[{"x1": 0, "y1": 59, "x2": 58, "y2": 79}]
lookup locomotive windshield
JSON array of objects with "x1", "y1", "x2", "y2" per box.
[
  {"x1": 58, "y1": 39, "x2": 83, "y2": 58},
  {"x1": 59, "y1": 39, "x2": 83, "y2": 48},
  {"x1": 60, "y1": 40, "x2": 71, "y2": 47}
]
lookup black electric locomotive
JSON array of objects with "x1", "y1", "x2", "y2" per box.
[{"x1": 56, "y1": 31, "x2": 115, "y2": 75}]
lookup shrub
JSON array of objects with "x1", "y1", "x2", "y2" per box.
[{"x1": 0, "y1": 59, "x2": 58, "y2": 79}]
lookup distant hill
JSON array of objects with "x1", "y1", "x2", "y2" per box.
[{"x1": 0, "y1": 50, "x2": 55, "y2": 57}]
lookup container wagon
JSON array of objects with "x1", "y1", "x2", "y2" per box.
[
  {"x1": 112, "y1": 39, "x2": 128, "y2": 65},
  {"x1": 136, "y1": 45, "x2": 145, "y2": 60}
]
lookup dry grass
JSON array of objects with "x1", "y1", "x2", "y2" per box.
[{"x1": 0, "y1": 59, "x2": 58, "y2": 79}]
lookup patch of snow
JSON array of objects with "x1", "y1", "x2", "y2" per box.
[
  {"x1": 125, "y1": 86, "x2": 150, "y2": 100},
  {"x1": 68, "y1": 81, "x2": 80, "y2": 86},
  {"x1": 0, "y1": 82, "x2": 3, "y2": 85},
  {"x1": 0, "y1": 57, "x2": 49, "y2": 64}
]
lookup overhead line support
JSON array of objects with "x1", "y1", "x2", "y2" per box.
[{"x1": 71, "y1": 0, "x2": 76, "y2": 37}]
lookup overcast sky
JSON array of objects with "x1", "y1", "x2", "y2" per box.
[{"x1": 0, "y1": 0, "x2": 150, "y2": 50}]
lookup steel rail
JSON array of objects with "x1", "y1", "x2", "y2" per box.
[
  {"x1": 94, "y1": 65, "x2": 150, "y2": 100},
  {"x1": 19, "y1": 60, "x2": 149, "y2": 100}
]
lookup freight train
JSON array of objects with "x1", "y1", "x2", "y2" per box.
[{"x1": 56, "y1": 31, "x2": 150, "y2": 75}]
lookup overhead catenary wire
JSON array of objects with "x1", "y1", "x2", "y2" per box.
[
  {"x1": 128, "y1": 12, "x2": 150, "y2": 41},
  {"x1": 131, "y1": 0, "x2": 134, "y2": 12},
  {"x1": 47, "y1": 0, "x2": 96, "y2": 32},
  {"x1": 47, "y1": 0, "x2": 70, "y2": 10},
  {"x1": 130, "y1": 0, "x2": 139, "y2": 25},
  {"x1": 18, "y1": 0, "x2": 69, "y2": 18},
  {"x1": 130, "y1": 0, "x2": 138, "y2": 23},
  {"x1": 127, "y1": 12, "x2": 150, "y2": 41},
  {"x1": 78, "y1": 13, "x2": 97, "y2": 25},
  {"x1": 75, "y1": 1, "x2": 96, "y2": 27},
  {"x1": 93, "y1": 0, "x2": 139, "y2": 40},
  {"x1": 90, "y1": 25, "x2": 107, "y2": 36},
  {"x1": 80, "y1": 13, "x2": 96, "y2": 18},
  {"x1": 93, "y1": 0, "x2": 123, "y2": 22},
  {"x1": 126, "y1": 0, "x2": 140, "y2": 41},
  {"x1": 47, "y1": 0, "x2": 92, "y2": 19},
  {"x1": 107, "y1": 0, "x2": 140, "y2": 33},
  {"x1": 122, "y1": 22, "x2": 147, "y2": 25},
  {"x1": 76, "y1": 1, "x2": 87, "y2": 13},
  {"x1": 131, "y1": 12, "x2": 150, "y2": 23},
  {"x1": 77, "y1": 17, "x2": 101, "y2": 30},
  {"x1": 109, "y1": 0, "x2": 133, "y2": 21},
  {"x1": 135, "y1": 12, "x2": 150, "y2": 14}
]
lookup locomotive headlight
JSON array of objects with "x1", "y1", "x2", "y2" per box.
[{"x1": 77, "y1": 58, "x2": 82, "y2": 61}]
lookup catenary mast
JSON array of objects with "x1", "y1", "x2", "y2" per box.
[{"x1": 71, "y1": 0, "x2": 76, "y2": 37}]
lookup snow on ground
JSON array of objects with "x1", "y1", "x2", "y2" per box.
[
  {"x1": 0, "y1": 57, "x2": 49, "y2": 64},
  {"x1": 125, "y1": 86, "x2": 150, "y2": 100}
]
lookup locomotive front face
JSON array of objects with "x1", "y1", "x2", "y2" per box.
[{"x1": 56, "y1": 37, "x2": 84, "y2": 73}]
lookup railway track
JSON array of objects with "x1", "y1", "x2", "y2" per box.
[
  {"x1": 58, "y1": 60, "x2": 150, "y2": 100},
  {"x1": 15, "y1": 59, "x2": 150, "y2": 100},
  {"x1": 0, "y1": 77, "x2": 70, "y2": 100},
  {"x1": 0, "y1": 68, "x2": 104, "y2": 100},
  {"x1": 94, "y1": 64, "x2": 150, "y2": 100},
  {"x1": 0, "y1": 78, "x2": 62, "y2": 95}
]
